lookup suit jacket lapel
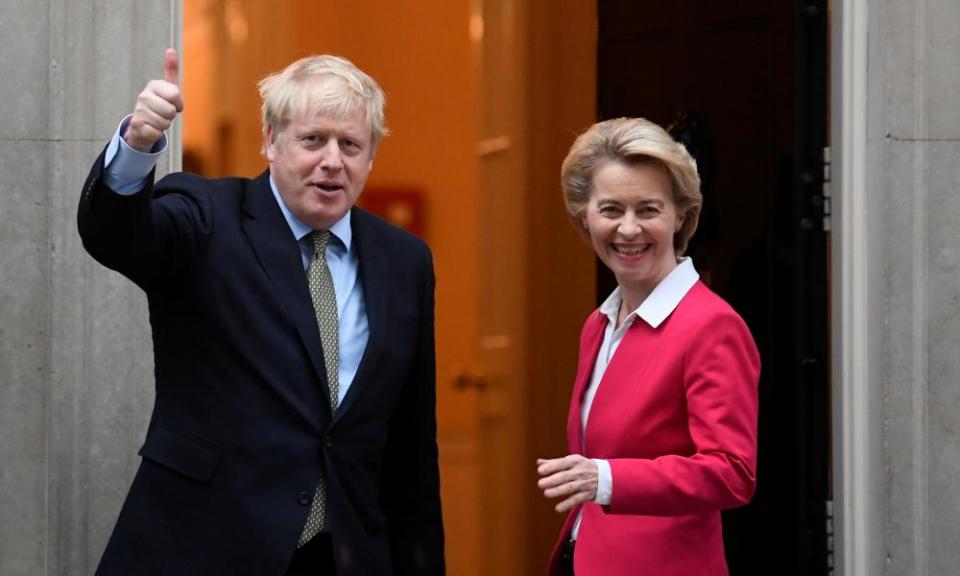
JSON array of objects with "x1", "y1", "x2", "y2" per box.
[
  {"x1": 240, "y1": 171, "x2": 333, "y2": 426},
  {"x1": 334, "y1": 208, "x2": 387, "y2": 421},
  {"x1": 567, "y1": 311, "x2": 606, "y2": 453}
]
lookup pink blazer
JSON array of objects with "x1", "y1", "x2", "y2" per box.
[{"x1": 548, "y1": 281, "x2": 760, "y2": 576}]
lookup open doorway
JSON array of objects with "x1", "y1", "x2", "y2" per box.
[
  {"x1": 181, "y1": 0, "x2": 829, "y2": 573},
  {"x1": 181, "y1": 1, "x2": 600, "y2": 574},
  {"x1": 596, "y1": 1, "x2": 832, "y2": 574},
  {"x1": 181, "y1": 2, "x2": 488, "y2": 574}
]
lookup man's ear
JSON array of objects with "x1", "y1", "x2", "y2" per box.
[
  {"x1": 367, "y1": 138, "x2": 378, "y2": 171},
  {"x1": 264, "y1": 125, "x2": 278, "y2": 161}
]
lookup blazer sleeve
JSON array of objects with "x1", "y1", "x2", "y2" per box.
[
  {"x1": 380, "y1": 245, "x2": 446, "y2": 575},
  {"x1": 606, "y1": 311, "x2": 760, "y2": 516},
  {"x1": 78, "y1": 148, "x2": 212, "y2": 291}
]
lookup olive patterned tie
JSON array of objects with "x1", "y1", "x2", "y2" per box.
[{"x1": 299, "y1": 230, "x2": 339, "y2": 546}]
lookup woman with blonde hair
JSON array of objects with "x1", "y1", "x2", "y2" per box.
[{"x1": 537, "y1": 117, "x2": 760, "y2": 576}]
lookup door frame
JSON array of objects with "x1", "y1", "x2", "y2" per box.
[{"x1": 831, "y1": 0, "x2": 882, "y2": 575}]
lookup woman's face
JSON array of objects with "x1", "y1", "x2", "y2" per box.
[{"x1": 581, "y1": 160, "x2": 685, "y2": 304}]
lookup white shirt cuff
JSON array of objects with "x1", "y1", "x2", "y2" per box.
[
  {"x1": 593, "y1": 458, "x2": 612, "y2": 505},
  {"x1": 103, "y1": 115, "x2": 167, "y2": 196}
]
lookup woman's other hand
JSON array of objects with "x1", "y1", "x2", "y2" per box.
[{"x1": 537, "y1": 455, "x2": 599, "y2": 513}]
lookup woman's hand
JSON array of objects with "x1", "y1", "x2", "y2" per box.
[{"x1": 537, "y1": 455, "x2": 599, "y2": 513}]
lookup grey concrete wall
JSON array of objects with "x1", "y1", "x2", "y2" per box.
[
  {"x1": 0, "y1": 1, "x2": 178, "y2": 574},
  {"x1": 869, "y1": 0, "x2": 960, "y2": 574}
]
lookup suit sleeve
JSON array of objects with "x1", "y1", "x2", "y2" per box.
[
  {"x1": 381, "y1": 245, "x2": 446, "y2": 575},
  {"x1": 606, "y1": 312, "x2": 760, "y2": 516},
  {"x1": 78, "y1": 147, "x2": 212, "y2": 291}
]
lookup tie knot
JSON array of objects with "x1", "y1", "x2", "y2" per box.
[{"x1": 311, "y1": 230, "x2": 331, "y2": 255}]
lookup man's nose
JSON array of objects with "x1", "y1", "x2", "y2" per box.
[{"x1": 319, "y1": 140, "x2": 344, "y2": 171}]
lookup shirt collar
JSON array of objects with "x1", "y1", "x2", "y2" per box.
[
  {"x1": 598, "y1": 257, "x2": 700, "y2": 329},
  {"x1": 269, "y1": 175, "x2": 353, "y2": 250}
]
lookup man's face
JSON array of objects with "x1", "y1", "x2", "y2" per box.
[{"x1": 266, "y1": 106, "x2": 374, "y2": 230}]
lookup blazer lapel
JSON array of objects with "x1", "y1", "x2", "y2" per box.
[
  {"x1": 240, "y1": 171, "x2": 333, "y2": 425},
  {"x1": 333, "y1": 208, "x2": 387, "y2": 421},
  {"x1": 567, "y1": 311, "x2": 606, "y2": 453}
]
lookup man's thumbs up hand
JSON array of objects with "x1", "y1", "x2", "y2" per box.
[
  {"x1": 124, "y1": 49, "x2": 184, "y2": 153},
  {"x1": 163, "y1": 48, "x2": 180, "y2": 86}
]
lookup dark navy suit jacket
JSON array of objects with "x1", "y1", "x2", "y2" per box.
[{"x1": 78, "y1": 151, "x2": 444, "y2": 575}]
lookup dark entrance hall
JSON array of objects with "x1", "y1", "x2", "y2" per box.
[{"x1": 596, "y1": 1, "x2": 832, "y2": 574}]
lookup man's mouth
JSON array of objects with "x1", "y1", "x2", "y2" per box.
[{"x1": 313, "y1": 182, "x2": 344, "y2": 193}]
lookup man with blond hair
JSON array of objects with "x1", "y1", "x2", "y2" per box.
[{"x1": 79, "y1": 50, "x2": 444, "y2": 575}]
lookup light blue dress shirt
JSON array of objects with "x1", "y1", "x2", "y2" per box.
[
  {"x1": 103, "y1": 117, "x2": 368, "y2": 406},
  {"x1": 269, "y1": 178, "x2": 368, "y2": 406}
]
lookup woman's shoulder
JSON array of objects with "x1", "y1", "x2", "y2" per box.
[{"x1": 673, "y1": 281, "x2": 750, "y2": 332}]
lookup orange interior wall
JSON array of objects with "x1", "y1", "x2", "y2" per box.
[
  {"x1": 182, "y1": 1, "x2": 596, "y2": 571},
  {"x1": 285, "y1": 2, "x2": 481, "y2": 440},
  {"x1": 523, "y1": 1, "x2": 598, "y2": 570},
  {"x1": 182, "y1": 0, "x2": 479, "y2": 438}
]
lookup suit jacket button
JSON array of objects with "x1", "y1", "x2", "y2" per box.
[
  {"x1": 323, "y1": 435, "x2": 334, "y2": 448},
  {"x1": 298, "y1": 491, "x2": 313, "y2": 505}
]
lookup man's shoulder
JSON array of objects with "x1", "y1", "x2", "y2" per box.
[
  {"x1": 352, "y1": 207, "x2": 431, "y2": 257},
  {"x1": 156, "y1": 171, "x2": 258, "y2": 193},
  {"x1": 153, "y1": 171, "x2": 268, "y2": 211}
]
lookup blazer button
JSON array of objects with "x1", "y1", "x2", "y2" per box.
[
  {"x1": 298, "y1": 491, "x2": 313, "y2": 506},
  {"x1": 323, "y1": 435, "x2": 334, "y2": 448}
]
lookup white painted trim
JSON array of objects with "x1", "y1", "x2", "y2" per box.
[{"x1": 832, "y1": 0, "x2": 872, "y2": 574}]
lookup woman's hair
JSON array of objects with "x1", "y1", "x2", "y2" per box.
[
  {"x1": 561, "y1": 117, "x2": 702, "y2": 255},
  {"x1": 258, "y1": 54, "x2": 387, "y2": 151}
]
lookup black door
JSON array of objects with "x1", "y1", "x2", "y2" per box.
[{"x1": 596, "y1": 1, "x2": 831, "y2": 574}]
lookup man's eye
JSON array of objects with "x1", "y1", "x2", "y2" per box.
[{"x1": 342, "y1": 140, "x2": 364, "y2": 153}]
